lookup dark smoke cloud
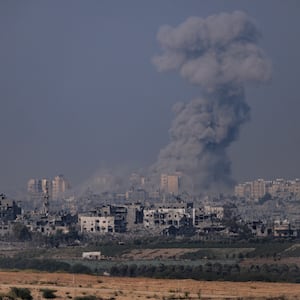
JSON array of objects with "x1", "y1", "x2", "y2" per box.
[{"x1": 151, "y1": 11, "x2": 271, "y2": 193}]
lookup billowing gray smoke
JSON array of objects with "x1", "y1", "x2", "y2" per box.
[{"x1": 152, "y1": 11, "x2": 271, "y2": 193}]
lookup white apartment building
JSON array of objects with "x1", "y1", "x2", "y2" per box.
[{"x1": 79, "y1": 215, "x2": 115, "y2": 234}]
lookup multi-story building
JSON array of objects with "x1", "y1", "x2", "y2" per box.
[
  {"x1": 79, "y1": 215, "x2": 115, "y2": 234},
  {"x1": 28, "y1": 175, "x2": 70, "y2": 208},
  {"x1": 234, "y1": 182, "x2": 252, "y2": 198},
  {"x1": 160, "y1": 173, "x2": 181, "y2": 195},
  {"x1": 143, "y1": 207, "x2": 188, "y2": 231},
  {"x1": 126, "y1": 203, "x2": 144, "y2": 230},
  {"x1": 0, "y1": 194, "x2": 22, "y2": 236},
  {"x1": 85, "y1": 204, "x2": 130, "y2": 233},
  {"x1": 273, "y1": 219, "x2": 293, "y2": 238},
  {"x1": 27, "y1": 178, "x2": 44, "y2": 208},
  {"x1": 27, "y1": 178, "x2": 51, "y2": 195},
  {"x1": 235, "y1": 178, "x2": 300, "y2": 200},
  {"x1": 291, "y1": 179, "x2": 300, "y2": 195},
  {"x1": 41, "y1": 179, "x2": 51, "y2": 196},
  {"x1": 160, "y1": 174, "x2": 168, "y2": 192},
  {"x1": 0, "y1": 194, "x2": 21, "y2": 221},
  {"x1": 204, "y1": 205, "x2": 224, "y2": 219},
  {"x1": 52, "y1": 175, "x2": 70, "y2": 200},
  {"x1": 252, "y1": 179, "x2": 266, "y2": 199},
  {"x1": 234, "y1": 183, "x2": 246, "y2": 198}
]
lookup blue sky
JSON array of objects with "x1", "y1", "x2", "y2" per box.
[{"x1": 1, "y1": 1, "x2": 300, "y2": 192}]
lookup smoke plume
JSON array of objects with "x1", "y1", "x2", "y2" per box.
[{"x1": 152, "y1": 11, "x2": 271, "y2": 193}]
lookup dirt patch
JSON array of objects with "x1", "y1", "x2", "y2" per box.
[{"x1": 0, "y1": 271, "x2": 299, "y2": 299}]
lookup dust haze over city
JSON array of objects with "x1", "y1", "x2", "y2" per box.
[{"x1": 1, "y1": 1, "x2": 300, "y2": 199}]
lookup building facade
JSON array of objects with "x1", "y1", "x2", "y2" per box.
[{"x1": 79, "y1": 215, "x2": 115, "y2": 234}]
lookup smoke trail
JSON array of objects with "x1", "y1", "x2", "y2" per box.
[{"x1": 152, "y1": 11, "x2": 271, "y2": 193}]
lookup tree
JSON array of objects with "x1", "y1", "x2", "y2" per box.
[{"x1": 12, "y1": 223, "x2": 32, "y2": 241}]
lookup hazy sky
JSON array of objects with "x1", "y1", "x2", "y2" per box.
[{"x1": 1, "y1": 1, "x2": 300, "y2": 192}]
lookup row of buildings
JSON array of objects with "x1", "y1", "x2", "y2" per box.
[
  {"x1": 77, "y1": 201, "x2": 296, "y2": 239},
  {"x1": 25, "y1": 174, "x2": 300, "y2": 205},
  {"x1": 26, "y1": 172, "x2": 181, "y2": 207},
  {"x1": 27, "y1": 175, "x2": 70, "y2": 204},
  {"x1": 234, "y1": 178, "x2": 300, "y2": 200},
  {"x1": 0, "y1": 191, "x2": 299, "y2": 240},
  {"x1": 0, "y1": 172, "x2": 295, "y2": 241}
]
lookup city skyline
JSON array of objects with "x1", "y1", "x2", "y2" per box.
[{"x1": 1, "y1": 1, "x2": 300, "y2": 193}]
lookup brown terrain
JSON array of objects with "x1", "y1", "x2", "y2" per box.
[{"x1": 0, "y1": 271, "x2": 299, "y2": 299}]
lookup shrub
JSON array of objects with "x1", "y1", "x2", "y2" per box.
[
  {"x1": 74, "y1": 296, "x2": 98, "y2": 300},
  {"x1": 40, "y1": 288, "x2": 57, "y2": 298},
  {"x1": 9, "y1": 287, "x2": 32, "y2": 300},
  {"x1": 71, "y1": 263, "x2": 93, "y2": 274}
]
